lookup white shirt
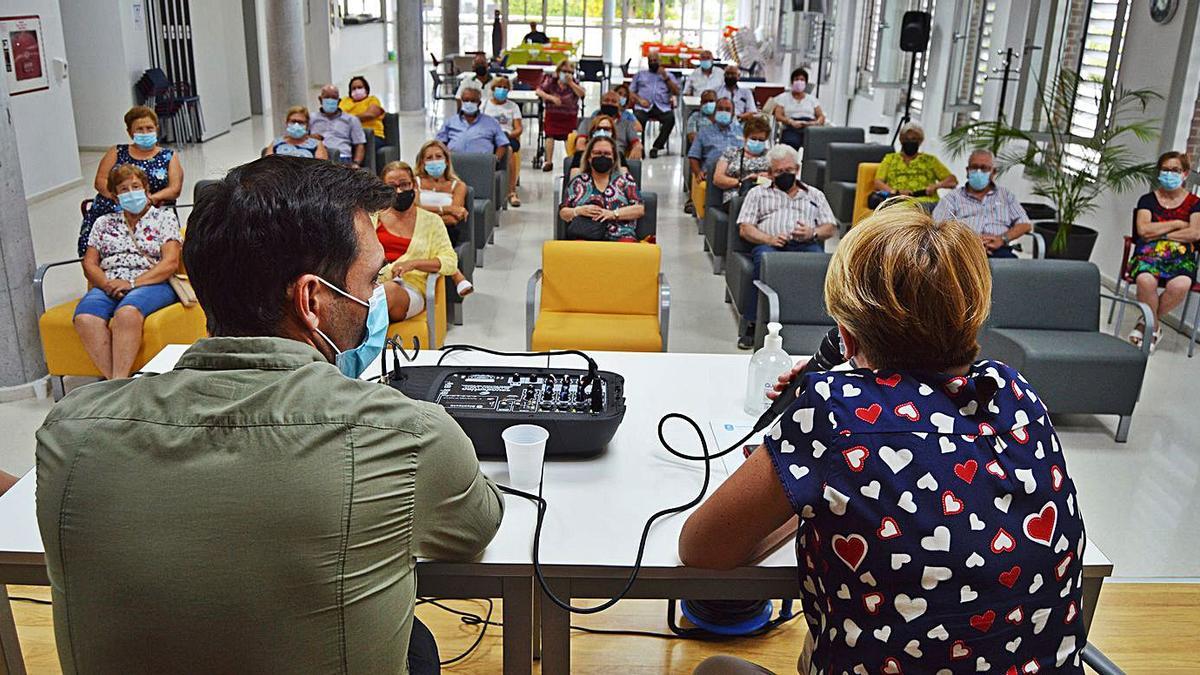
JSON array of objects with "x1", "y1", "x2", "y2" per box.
[
  {"x1": 772, "y1": 91, "x2": 821, "y2": 120},
  {"x1": 683, "y1": 66, "x2": 726, "y2": 96},
  {"x1": 456, "y1": 73, "x2": 496, "y2": 99},
  {"x1": 737, "y1": 182, "x2": 837, "y2": 240},
  {"x1": 482, "y1": 99, "x2": 521, "y2": 134}
]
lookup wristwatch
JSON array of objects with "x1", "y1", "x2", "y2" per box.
[{"x1": 1001, "y1": 234, "x2": 1011, "y2": 245}]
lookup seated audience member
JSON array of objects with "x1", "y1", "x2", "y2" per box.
[
  {"x1": 871, "y1": 122, "x2": 957, "y2": 209},
  {"x1": 559, "y1": 136, "x2": 645, "y2": 242},
  {"x1": 523, "y1": 21, "x2": 550, "y2": 44},
  {"x1": 688, "y1": 98, "x2": 743, "y2": 184},
  {"x1": 414, "y1": 140, "x2": 474, "y2": 295},
  {"x1": 435, "y1": 87, "x2": 510, "y2": 160},
  {"x1": 264, "y1": 106, "x2": 329, "y2": 160},
  {"x1": 310, "y1": 84, "x2": 366, "y2": 167},
  {"x1": 536, "y1": 60, "x2": 586, "y2": 171},
  {"x1": 772, "y1": 67, "x2": 826, "y2": 149},
  {"x1": 714, "y1": 66, "x2": 757, "y2": 122},
  {"x1": 711, "y1": 115, "x2": 772, "y2": 204},
  {"x1": 37, "y1": 156, "x2": 503, "y2": 674},
  {"x1": 685, "y1": 89, "x2": 718, "y2": 151},
  {"x1": 74, "y1": 165, "x2": 181, "y2": 379},
  {"x1": 456, "y1": 52, "x2": 497, "y2": 100},
  {"x1": 576, "y1": 90, "x2": 643, "y2": 160},
  {"x1": 683, "y1": 50, "x2": 725, "y2": 96},
  {"x1": 78, "y1": 105, "x2": 182, "y2": 256},
  {"x1": 931, "y1": 148, "x2": 1032, "y2": 259},
  {"x1": 683, "y1": 207, "x2": 1087, "y2": 675},
  {"x1": 377, "y1": 161, "x2": 464, "y2": 318},
  {"x1": 569, "y1": 115, "x2": 619, "y2": 175},
  {"x1": 340, "y1": 75, "x2": 386, "y2": 141},
  {"x1": 629, "y1": 55, "x2": 680, "y2": 158},
  {"x1": 613, "y1": 83, "x2": 644, "y2": 133},
  {"x1": 735, "y1": 144, "x2": 836, "y2": 348},
  {"x1": 1127, "y1": 151, "x2": 1200, "y2": 350},
  {"x1": 483, "y1": 77, "x2": 524, "y2": 207}
]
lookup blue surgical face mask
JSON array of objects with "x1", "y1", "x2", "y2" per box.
[
  {"x1": 118, "y1": 189, "x2": 148, "y2": 214},
  {"x1": 425, "y1": 160, "x2": 447, "y2": 178},
  {"x1": 1159, "y1": 170, "x2": 1184, "y2": 190},
  {"x1": 699, "y1": 59, "x2": 713, "y2": 70},
  {"x1": 321, "y1": 98, "x2": 340, "y2": 114},
  {"x1": 701, "y1": 101, "x2": 716, "y2": 115},
  {"x1": 619, "y1": 96, "x2": 627, "y2": 107},
  {"x1": 494, "y1": 87, "x2": 509, "y2": 101},
  {"x1": 286, "y1": 122, "x2": 308, "y2": 139},
  {"x1": 461, "y1": 101, "x2": 480, "y2": 116},
  {"x1": 132, "y1": 132, "x2": 157, "y2": 149},
  {"x1": 593, "y1": 129, "x2": 612, "y2": 138},
  {"x1": 967, "y1": 170, "x2": 992, "y2": 191},
  {"x1": 745, "y1": 139, "x2": 766, "y2": 155},
  {"x1": 714, "y1": 110, "x2": 733, "y2": 126},
  {"x1": 314, "y1": 280, "x2": 388, "y2": 379}
]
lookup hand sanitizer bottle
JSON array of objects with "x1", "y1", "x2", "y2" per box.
[{"x1": 744, "y1": 322, "x2": 791, "y2": 416}]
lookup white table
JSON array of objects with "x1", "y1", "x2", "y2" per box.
[{"x1": 0, "y1": 347, "x2": 1114, "y2": 675}]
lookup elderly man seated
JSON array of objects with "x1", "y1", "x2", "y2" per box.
[
  {"x1": 931, "y1": 148, "x2": 1032, "y2": 258},
  {"x1": 456, "y1": 52, "x2": 497, "y2": 100},
  {"x1": 310, "y1": 84, "x2": 366, "y2": 167},
  {"x1": 683, "y1": 50, "x2": 724, "y2": 96},
  {"x1": 736, "y1": 144, "x2": 837, "y2": 349},
  {"x1": 435, "y1": 87, "x2": 510, "y2": 161},
  {"x1": 687, "y1": 97, "x2": 743, "y2": 185},
  {"x1": 575, "y1": 90, "x2": 643, "y2": 160}
]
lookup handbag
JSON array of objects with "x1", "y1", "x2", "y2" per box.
[
  {"x1": 735, "y1": 150, "x2": 758, "y2": 198},
  {"x1": 129, "y1": 229, "x2": 198, "y2": 308}
]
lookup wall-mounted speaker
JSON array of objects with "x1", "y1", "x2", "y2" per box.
[{"x1": 899, "y1": 11, "x2": 932, "y2": 53}]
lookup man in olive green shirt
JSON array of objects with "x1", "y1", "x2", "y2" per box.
[{"x1": 36, "y1": 156, "x2": 504, "y2": 674}]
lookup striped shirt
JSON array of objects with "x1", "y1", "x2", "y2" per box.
[
  {"x1": 737, "y1": 182, "x2": 837, "y2": 240},
  {"x1": 933, "y1": 184, "x2": 1030, "y2": 237}
]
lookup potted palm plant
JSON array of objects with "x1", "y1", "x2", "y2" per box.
[{"x1": 942, "y1": 69, "x2": 1161, "y2": 259}]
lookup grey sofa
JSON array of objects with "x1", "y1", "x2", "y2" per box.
[
  {"x1": 824, "y1": 142, "x2": 892, "y2": 225},
  {"x1": 750, "y1": 252, "x2": 836, "y2": 352},
  {"x1": 452, "y1": 152, "x2": 501, "y2": 267},
  {"x1": 701, "y1": 179, "x2": 735, "y2": 274},
  {"x1": 979, "y1": 259, "x2": 1152, "y2": 442},
  {"x1": 800, "y1": 126, "x2": 865, "y2": 189}
]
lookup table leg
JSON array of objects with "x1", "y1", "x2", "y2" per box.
[
  {"x1": 1080, "y1": 576, "x2": 1104, "y2": 638},
  {"x1": 539, "y1": 578, "x2": 571, "y2": 675},
  {"x1": 501, "y1": 576, "x2": 533, "y2": 675},
  {"x1": 0, "y1": 585, "x2": 28, "y2": 675},
  {"x1": 532, "y1": 583, "x2": 542, "y2": 660}
]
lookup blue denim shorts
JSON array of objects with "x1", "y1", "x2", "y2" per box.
[{"x1": 74, "y1": 282, "x2": 178, "y2": 321}]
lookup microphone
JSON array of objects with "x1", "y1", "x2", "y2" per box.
[{"x1": 750, "y1": 326, "x2": 845, "y2": 434}]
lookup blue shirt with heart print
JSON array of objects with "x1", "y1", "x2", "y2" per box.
[{"x1": 763, "y1": 360, "x2": 1086, "y2": 674}]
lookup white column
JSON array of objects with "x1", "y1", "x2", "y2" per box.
[
  {"x1": 443, "y1": 0, "x2": 461, "y2": 57},
  {"x1": 602, "y1": 0, "x2": 616, "y2": 63},
  {"x1": 397, "y1": 0, "x2": 426, "y2": 112},
  {"x1": 264, "y1": 0, "x2": 310, "y2": 137}
]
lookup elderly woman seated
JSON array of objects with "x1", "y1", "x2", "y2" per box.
[
  {"x1": 870, "y1": 122, "x2": 957, "y2": 210},
  {"x1": 559, "y1": 136, "x2": 645, "y2": 242},
  {"x1": 74, "y1": 164, "x2": 182, "y2": 379},
  {"x1": 264, "y1": 106, "x2": 330, "y2": 159}
]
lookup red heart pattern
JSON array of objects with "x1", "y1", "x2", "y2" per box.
[
  {"x1": 843, "y1": 446, "x2": 870, "y2": 472},
  {"x1": 941, "y1": 490, "x2": 964, "y2": 516},
  {"x1": 855, "y1": 403, "x2": 882, "y2": 424},
  {"x1": 954, "y1": 459, "x2": 978, "y2": 484},
  {"x1": 1023, "y1": 502, "x2": 1057, "y2": 546},
  {"x1": 893, "y1": 401, "x2": 920, "y2": 421},
  {"x1": 970, "y1": 609, "x2": 996, "y2": 633},
  {"x1": 877, "y1": 517, "x2": 902, "y2": 540},
  {"x1": 832, "y1": 534, "x2": 868, "y2": 571},
  {"x1": 998, "y1": 565, "x2": 1021, "y2": 589},
  {"x1": 877, "y1": 373, "x2": 903, "y2": 387},
  {"x1": 990, "y1": 528, "x2": 1017, "y2": 554}
]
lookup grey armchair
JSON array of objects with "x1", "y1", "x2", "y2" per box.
[
  {"x1": 702, "y1": 179, "x2": 734, "y2": 274},
  {"x1": 447, "y1": 185, "x2": 478, "y2": 326},
  {"x1": 979, "y1": 259, "x2": 1152, "y2": 442},
  {"x1": 451, "y1": 152, "x2": 500, "y2": 267},
  {"x1": 751, "y1": 252, "x2": 836, "y2": 351},
  {"x1": 824, "y1": 142, "x2": 892, "y2": 225},
  {"x1": 800, "y1": 126, "x2": 865, "y2": 189}
]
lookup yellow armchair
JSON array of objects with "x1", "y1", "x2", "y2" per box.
[
  {"x1": 691, "y1": 174, "x2": 707, "y2": 221},
  {"x1": 852, "y1": 162, "x2": 880, "y2": 227},
  {"x1": 527, "y1": 241, "x2": 670, "y2": 352},
  {"x1": 386, "y1": 273, "x2": 448, "y2": 350}
]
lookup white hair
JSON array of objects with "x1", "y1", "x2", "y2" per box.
[
  {"x1": 899, "y1": 122, "x2": 925, "y2": 140},
  {"x1": 766, "y1": 144, "x2": 800, "y2": 166},
  {"x1": 968, "y1": 148, "x2": 995, "y2": 164}
]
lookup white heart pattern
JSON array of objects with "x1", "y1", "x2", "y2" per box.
[
  {"x1": 927, "y1": 624, "x2": 949, "y2": 641},
  {"x1": 904, "y1": 639, "x2": 922, "y2": 658},
  {"x1": 898, "y1": 491, "x2": 917, "y2": 514},
  {"x1": 894, "y1": 594, "x2": 927, "y2": 622},
  {"x1": 860, "y1": 480, "x2": 881, "y2": 499},
  {"x1": 814, "y1": 380, "x2": 831, "y2": 400},
  {"x1": 920, "y1": 565, "x2": 952, "y2": 590},
  {"x1": 960, "y1": 585, "x2": 978, "y2": 603},
  {"x1": 1007, "y1": 637, "x2": 1023, "y2": 653},
  {"x1": 1031, "y1": 607, "x2": 1051, "y2": 635},
  {"x1": 995, "y1": 493, "x2": 1013, "y2": 513},
  {"x1": 965, "y1": 553, "x2": 985, "y2": 569},
  {"x1": 842, "y1": 383, "x2": 861, "y2": 397},
  {"x1": 969, "y1": 513, "x2": 986, "y2": 531},
  {"x1": 779, "y1": 439, "x2": 795, "y2": 454},
  {"x1": 788, "y1": 464, "x2": 809, "y2": 480},
  {"x1": 824, "y1": 485, "x2": 850, "y2": 516},
  {"x1": 891, "y1": 553, "x2": 911, "y2": 570},
  {"x1": 1015, "y1": 468, "x2": 1038, "y2": 494},
  {"x1": 874, "y1": 625, "x2": 892, "y2": 643},
  {"x1": 811, "y1": 440, "x2": 826, "y2": 458},
  {"x1": 931, "y1": 412, "x2": 956, "y2": 434},
  {"x1": 793, "y1": 407, "x2": 815, "y2": 433},
  {"x1": 921, "y1": 525, "x2": 951, "y2": 552},
  {"x1": 843, "y1": 618, "x2": 861, "y2": 647},
  {"x1": 879, "y1": 446, "x2": 913, "y2": 474},
  {"x1": 916, "y1": 472, "x2": 938, "y2": 491},
  {"x1": 939, "y1": 437, "x2": 957, "y2": 454},
  {"x1": 1028, "y1": 574, "x2": 1044, "y2": 594}
]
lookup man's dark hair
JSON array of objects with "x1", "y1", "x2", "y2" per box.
[
  {"x1": 790, "y1": 67, "x2": 809, "y2": 82},
  {"x1": 183, "y1": 156, "x2": 393, "y2": 336}
]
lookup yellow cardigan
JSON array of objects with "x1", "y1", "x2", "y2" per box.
[{"x1": 378, "y1": 207, "x2": 458, "y2": 293}]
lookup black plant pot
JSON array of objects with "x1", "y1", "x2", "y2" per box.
[{"x1": 1033, "y1": 221, "x2": 1098, "y2": 261}]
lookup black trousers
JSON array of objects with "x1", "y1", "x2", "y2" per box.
[
  {"x1": 634, "y1": 107, "x2": 676, "y2": 151},
  {"x1": 409, "y1": 617, "x2": 441, "y2": 675}
]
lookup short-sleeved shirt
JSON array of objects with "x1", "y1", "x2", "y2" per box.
[
  {"x1": 716, "y1": 146, "x2": 772, "y2": 202},
  {"x1": 86, "y1": 206, "x2": 181, "y2": 282},
  {"x1": 538, "y1": 75, "x2": 579, "y2": 117},
  {"x1": 271, "y1": 136, "x2": 320, "y2": 159},
  {"x1": 772, "y1": 91, "x2": 821, "y2": 120},
  {"x1": 714, "y1": 84, "x2": 758, "y2": 116},
  {"x1": 630, "y1": 69, "x2": 679, "y2": 112},
  {"x1": 482, "y1": 99, "x2": 522, "y2": 134},
  {"x1": 309, "y1": 110, "x2": 366, "y2": 161},
  {"x1": 687, "y1": 121, "x2": 744, "y2": 177},
  {"x1": 685, "y1": 111, "x2": 714, "y2": 137},
  {"x1": 683, "y1": 66, "x2": 726, "y2": 96},
  {"x1": 876, "y1": 152, "x2": 953, "y2": 203},
  {"x1": 737, "y1": 182, "x2": 837, "y2": 240},
  {"x1": 456, "y1": 74, "x2": 497, "y2": 100},
  {"x1": 576, "y1": 112, "x2": 640, "y2": 154},
  {"x1": 763, "y1": 361, "x2": 1086, "y2": 673},
  {"x1": 563, "y1": 171, "x2": 643, "y2": 241},
  {"x1": 339, "y1": 94, "x2": 385, "y2": 139},
  {"x1": 435, "y1": 112, "x2": 511, "y2": 155},
  {"x1": 933, "y1": 185, "x2": 1030, "y2": 237}
]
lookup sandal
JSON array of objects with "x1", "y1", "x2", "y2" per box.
[
  {"x1": 456, "y1": 279, "x2": 475, "y2": 297},
  {"x1": 508, "y1": 193, "x2": 521, "y2": 208},
  {"x1": 1128, "y1": 321, "x2": 1145, "y2": 348},
  {"x1": 1150, "y1": 326, "x2": 1163, "y2": 354},
  {"x1": 542, "y1": 162, "x2": 553, "y2": 172}
]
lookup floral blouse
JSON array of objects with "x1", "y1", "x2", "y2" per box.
[
  {"x1": 563, "y1": 171, "x2": 643, "y2": 241},
  {"x1": 86, "y1": 206, "x2": 181, "y2": 282},
  {"x1": 717, "y1": 146, "x2": 772, "y2": 202}
]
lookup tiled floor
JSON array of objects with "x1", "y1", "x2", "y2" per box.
[{"x1": 4, "y1": 62, "x2": 1200, "y2": 586}]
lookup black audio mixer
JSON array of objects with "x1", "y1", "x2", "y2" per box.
[{"x1": 392, "y1": 366, "x2": 626, "y2": 458}]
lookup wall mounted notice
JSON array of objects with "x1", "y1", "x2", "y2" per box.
[{"x1": 0, "y1": 15, "x2": 47, "y2": 96}]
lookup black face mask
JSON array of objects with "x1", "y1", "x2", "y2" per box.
[
  {"x1": 393, "y1": 189, "x2": 416, "y2": 212},
  {"x1": 648, "y1": 62, "x2": 660, "y2": 72},
  {"x1": 901, "y1": 140, "x2": 920, "y2": 156},
  {"x1": 474, "y1": 65, "x2": 488, "y2": 77},
  {"x1": 599, "y1": 104, "x2": 620, "y2": 118},
  {"x1": 725, "y1": 77, "x2": 738, "y2": 88},
  {"x1": 590, "y1": 156, "x2": 615, "y2": 174},
  {"x1": 773, "y1": 172, "x2": 797, "y2": 192}
]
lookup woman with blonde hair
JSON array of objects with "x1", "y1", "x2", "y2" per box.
[
  {"x1": 414, "y1": 139, "x2": 473, "y2": 296},
  {"x1": 482, "y1": 75, "x2": 524, "y2": 207},
  {"x1": 682, "y1": 204, "x2": 1089, "y2": 674},
  {"x1": 264, "y1": 106, "x2": 329, "y2": 159}
]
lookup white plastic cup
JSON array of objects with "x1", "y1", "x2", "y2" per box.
[{"x1": 502, "y1": 424, "x2": 549, "y2": 489}]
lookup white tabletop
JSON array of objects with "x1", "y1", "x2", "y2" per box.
[
  {"x1": 1, "y1": 346, "x2": 1114, "y2": 576},
  {"x1": 507, "y1": 89, "x2": 539, "y2": 103}
]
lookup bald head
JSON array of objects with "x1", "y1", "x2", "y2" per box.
[{"x1": 319, "y1": 84, "x2": 339, "y2": 100}]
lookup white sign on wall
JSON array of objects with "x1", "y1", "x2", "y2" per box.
[{"x1": 0, "y1": 15, "x2": 48, "y2": 96}]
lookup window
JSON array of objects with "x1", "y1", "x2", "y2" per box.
[
  {"x1": 618, "y1": 0, "x2": 737, "y2": 69},
  {"x1": 908, "y1": 0, "x2": 937, "y2": 117},
  {"x1": 856, "y1": 0, "x2": 882, "y2": 92},
  {"x1": 1064, "y1": 0, "x2": 1130, "y2": 173},
  {"x1": 944, "y1": 0, "x2": 994, "y2": 123},
  {"x1": 342, "y1": 0, "x2": 382, "y2": 20},
  {"x1": 966, "y1": 1, "x2": 996, "y2": 121}
]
